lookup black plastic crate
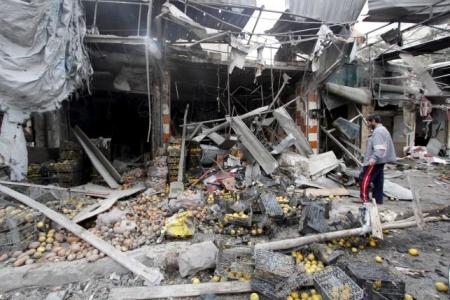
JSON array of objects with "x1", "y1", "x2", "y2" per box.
[
  {"x1": 313, "y1": 266, "x2": 364, "y2": 300},
  {"x1": 254, "y1": 249, "x2": 295, "y2": 279},
  {"x1": 258, "y1": 192, "x2": 284, "y2": 218},
  {"x1": 251, "y1": 276, "x2": 283, "y2": 300},
  {"x1": 344, "y1": 263, "x2": 405, "y2": 300}
]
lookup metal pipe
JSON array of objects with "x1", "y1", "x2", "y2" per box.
[
  {"x1": 321, "y1": 126, "x2": 363, "y2": 167},
  {"x1": 137, "y1": 4, "x2": 142, "y2": 35},
  {"x1": 378, "y1": 83, "x2": 419, "y2": 95},
  {"x1": 325, "y1": 82, "x2": 372, "y2": 105},
  {"x1": 145, "y1": 0, "x2": 153, "y2": 143},
  {"x1": 247, "y1": 5, "x2": 264, "y2": 45},
  {"x1": 92, "y1": 0, "x2": 99, "y2": 29}
]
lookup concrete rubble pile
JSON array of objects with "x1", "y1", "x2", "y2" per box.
[{"x1": 0, "y1": 109, "x2": 449, "y2": 300}]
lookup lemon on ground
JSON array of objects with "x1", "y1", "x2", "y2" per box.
[
  {"x1": 191, "y1": 277, "x2": 200, "y2": 284},
  {"x1": 211, "y1": 275, "x2": 220, "y2": 282},
  {"x1": 434, "y1": 281, "x2": 449, "y2": 293},
  {"x1": 369, "y1": 240, "x2": 377, "y2": 247},
  {"x1": 351, "y1": 247, "x2": 358, "y2": 253},
  {"x1": 404, "y1": 294, "x2": 414, "y2": 300},
  {"x1": 250, "y1": 293, "x2": 260, "y2": 300},
  {"x1": 375, "y1": 256, "x2": 383, "y2": 263},
  {"x1": 408, "y1": 248, "x2": 419, "y2": 256}
]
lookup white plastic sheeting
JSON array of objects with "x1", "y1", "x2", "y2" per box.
[
  {"x1": 0, "y1": 0, "x2": 91, "y2": 180},
  {"x1": 0, "y1": 110, "x2": 29, "y2": 180},
  {"x1": 0, "y1": 0, "x2": 91, "y2": 112}
]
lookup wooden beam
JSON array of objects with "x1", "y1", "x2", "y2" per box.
[
  {"x1": 109, "y1": 282, "x2": 252, "y2": 300},
  {"x1": 255, "y1": 216, "x2": 442, "y2": 252},
  {"x1": 407, "y1": 174, "x2": 425, "y2": 229},
  {"x1": 0, "y1": 184, "x2": 163, "y2": 285},
  {"x1": 72, "y1": 186, "x2": 146, "y2": 223}
]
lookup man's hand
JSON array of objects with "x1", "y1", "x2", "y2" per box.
[{"x1": 368, "y1": 158, "x2": 376, "y2": 166}]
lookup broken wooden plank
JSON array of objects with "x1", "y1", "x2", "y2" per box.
[
  {"x1": 273, "y1": 107, "x2": 313, "y2": 156},
  {"x1": 73, "y1": 126, "x2": 122, "y2": 189},
  {"x1": 169, "y1": 105, "x2": 189, "y2": 198},
  {"x1": 109, "y1": 282, "x2": 252, "y2": 300},
  {"x1": 0, "y1": 180, "x2": 111, "y2": 198},
  {"x1": 229, "y1": 116, "x2": 278, "y2": 174},
  {"x1": 72, "y1": 185, "x2": 145, "y2": 223},
  {"x1": 0, "y1": 184, "x2": 163, "y2": 285},
  {"x1": 255, "y1": 216, "x2": 444, "y2": 252},
  {"x1": 407, "y1": 174, "x2": 425, "y2": 229},
  {"x1": 369, "y1": 198, "x2": 384, "y2": 240},
  {"x1": 304, "y1": 187, "x2": 349, "y2": 197}
]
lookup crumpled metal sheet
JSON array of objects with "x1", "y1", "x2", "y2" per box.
[
  {"x1": 365, "y1": 0, "x2": 450, "y2": 23},
  {"x1": 286, "y1": 0, "x2": 366, "y2": 23},
  {"x1": 0, "y1": 0, "x2": 91, "y2": 113}
]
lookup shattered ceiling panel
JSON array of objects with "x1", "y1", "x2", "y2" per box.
[
  {"x1": 365, "y1": 0, "x2": 450, "y2": 23},
  {"x1": 267, "y1": 0, "x2": 365, "y2": 61},
  {"x1": 285, "y1": 0, "x2": 366, "y2": 23}
]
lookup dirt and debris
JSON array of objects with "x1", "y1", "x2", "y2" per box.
[
  {"x1": 0, "y1": 0, "x2": 449, "y2": 299},
  {"x1": 0, "y1": 138, "x2": 449, "y2": 299}
]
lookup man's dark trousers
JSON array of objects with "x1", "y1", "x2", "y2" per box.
[{"x1": 360, "y1": 163, "x2": 385, "y2": 204}]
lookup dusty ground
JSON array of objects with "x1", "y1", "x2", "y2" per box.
[{"x1": 0, "y1": 164, "x2": 449, "y2": 300}]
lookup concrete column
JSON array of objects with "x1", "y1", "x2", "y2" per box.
[
  {"x1": 360, "y1": 103, "x2": 374, "y2": 153},
  {"x1": 296, "y1": 83, "x2": 319, "y2": 154},
  {"x1": 161, "y1": 71, "x2": 171, "y2": 148},
  {"x1": 306, "y1": 90, "x2": 319, "y2": 154}
]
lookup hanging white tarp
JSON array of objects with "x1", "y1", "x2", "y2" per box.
[
  {"x1": 0, "y1": 0, "x2": 92, "y2": 180},
  {"x1": 0, "y1": 0, "x2": 91, "y2": 113}
]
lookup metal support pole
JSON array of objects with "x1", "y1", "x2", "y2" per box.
[
  {"x1": 137, "y1": 4, "x2": 142, "y2": 36},
  {"x1": 145, "y1": 0, "x2": 153, "y2": 143},
  {"x1": 321, "y1": 126, "x2": 363, "y2": 167},
  {"x1": 247, "y1": 5, "x2": 264, "y2": 45},
  {"x1": 227, "y1": 44, "x2": 231, "y2": 115},
  {"x1": 92, "y1": 0, "x2": 99, "y2": 30}
]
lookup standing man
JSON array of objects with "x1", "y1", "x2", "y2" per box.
[{"x1": 360, "y1": 114, "x2": 397, "y2": 204}]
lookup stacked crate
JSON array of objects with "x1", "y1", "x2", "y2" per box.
[
  {"x1": 186, "y1": 143, "x2": 201, "y2": 169},
  {"x1": 54, "y1": 141, "x2": 84, "y2": 187},
  {"x1": 167, "y1": 142, "x2": 181, "y2": 182}
]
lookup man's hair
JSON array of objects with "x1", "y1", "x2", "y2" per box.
[{"x1": 366, "y1": 114, "x2": 381, "y2": 123}]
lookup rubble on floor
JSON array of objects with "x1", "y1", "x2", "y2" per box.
[{"x1": 0, "y1": 119, "x2": 449, "y2": 299}]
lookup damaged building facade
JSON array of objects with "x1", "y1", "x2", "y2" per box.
[
  {"x1": 0, "y1": 0, "x2": 450, "y2": 299},
  {"x1": 0, "y1": 0, "x2": 448, "y2": 178}
]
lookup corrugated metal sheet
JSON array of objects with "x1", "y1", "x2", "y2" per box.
[
  {"x1": 365, "y1": 0, "x2": 450, "y2": 23},
  {"x1": 285, "y1": 0, "x2": 366, "y2": 23}
]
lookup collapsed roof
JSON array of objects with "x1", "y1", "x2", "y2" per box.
[{"x1": 364, "y1": 0, "x2": 450, "y2": 23}]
